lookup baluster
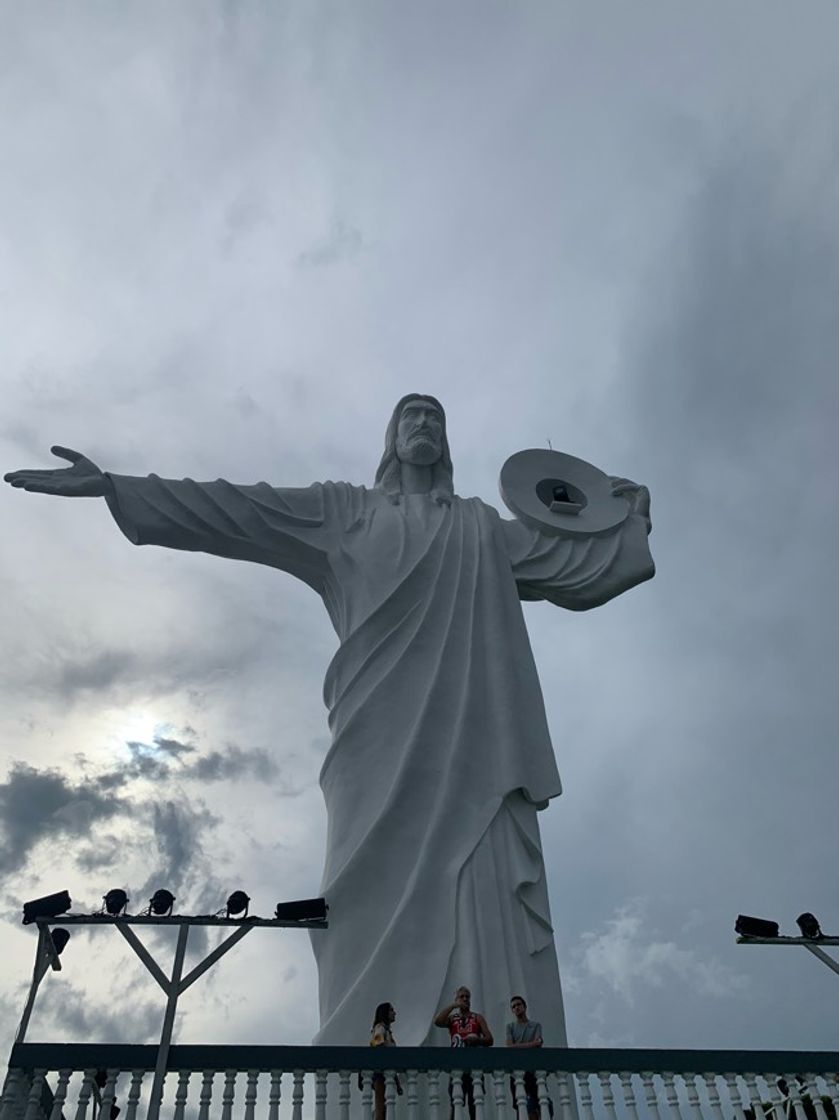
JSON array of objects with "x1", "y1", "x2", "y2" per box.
[
  {"x1": 49, "y1": 1070, "x2": 73, "y2": 1120},
  {"x1": 599, "y1": 1073, "x2": 619, "y2": 1120},
  {"x1": 291, "y1": 1071, "x2": 305, "y2": 1120},
  {"x1": 406, "y1": 1069, "x2": 419, "y2": 1119},
  {"x1": 473, "y1": 1070, "x2": 486, "y2": 1120},
  {"x1": 337, "y1": 1071, "x2": 351, "y2": 1120},
  {"x1": 512, "y1": 1072, "x2": 528, "y2": 1120},
  {"x1": 660, "y1": 1073, "x2": 683, "y2": 1120},
  {"x1": 743, "y1": 1074, "x2": 769, "y2": 1120},
  {"x1": 123, "y1": 1071, "x2": 144, "y2": 1120},
  {"x1": 196, "y1": 1071, "x2": 214, "y2": 1120},
  {"x1": 617, "y1": 1072, "x2": 641, "y2": 1120},
  {"x1": 451, "y1": 1073, "x2": 466, "y2": 1120},
  {"x1": 536, "y1": 1071, "x2": 552, "y2": 1120},
  {"x1": 240, "y1": 1066, "x2": 256, "y2": 1120},
  {"x1": 491, "y1": 1070, "x2": 509, "y2": 1119},
  {"x1": 801, "y1": 1075, "x2": 829, "y2": 1120},
  {"x1": 702, "y1": 1074, "x2": 727, "y2": 1120},
  {"x1": 23, "y1": 1069, "x2": 47, "y2": 1120},
  {"x1": 428, "y1": 1069, "x2": 442, "y2": 1120},
  {"x1": 172, "y1": 1071, "x2": 190, "y2": 1120},
  {"x1": 360, "y1": 1072, "x2": 373, "y2": 1120},
  {"x1": 577, "y1": 1074, "x2": 597, "y2": 1120},
  {"x1": 314, "y1": 1070, "x2": 328, "y2": 1120},
  {"x1": 556, "y1": 1072, "x2": 576, "y2": 1120},
  {"x1": 0, "y1": 1069, "x2": 26, "y2": 1120},
  {"x1": 384, "y1": 1071, "x2": 398, "y2": 1118},
  {"x1": 721, "y1": 1075, "x2": 748, "y2": 1120},
  {"x1": 98, "y1": 1070, "x2": 119, "y2": 1120},
  {"x1": 785, "y1": 1075, "x2": 809, "y2": 1120},
  {"x1": 641, "y1": 1074, "x2": 666, "y2": 1120},
  {"x1": 763, "y1": 1076, "x2": 790, "y2": 1120},
  {"x1": 220, "y1": 1070, "x2": 237, "y2": 1120},
  {"x1": 243, "y1": 1070, "x2": 259, "y2": 1120},
  {"x1": 74, "y1": 1070, "x2": 96, "y2": 1120},
  {"x1": 268, "y1": 1071, "x2": 283, "y2": 1120},
  {"x1": 821, "y1": 1074, "x2": 839, "y2": 1120},
  {"x1": 681, "y1": 1074, "x2": 704, "y2": 1120}
]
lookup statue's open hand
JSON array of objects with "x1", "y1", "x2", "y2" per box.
[
  {"x1": 610, "y1": 476, "x2": 652, "y2": 534},
  {"x1": 4, "y1": 446, "x2": 111, "y2": 497}
]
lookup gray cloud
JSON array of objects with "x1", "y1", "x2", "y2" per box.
[
  {"x1": 38, "y1": 979, "x2": 160, "y2": 1044},
  {"x1": 188, "y1": 744, "x2": 278, "y2": 783},
  {"x1": 0, "y1": 763, "x2": 124, "y2": 878},
  {"x1": 297, "y1": 218, "x2": 364, "y2": 269},
  {"x1": 90, "y1": 735, "x2": 282, "y2": 791}
]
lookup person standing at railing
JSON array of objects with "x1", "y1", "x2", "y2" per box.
[
  {"x1": 506, "y1": 996, "x2": 553, "y2": 1119},
  {"x1": 434, "y1": 986, "x2": 493, "y2": 1120},
  {"x1": 369, "y1": 1003, "x2": 401, "y2": 1119}
]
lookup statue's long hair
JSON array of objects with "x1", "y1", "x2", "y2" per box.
[{"x1": 374, "y1": 393, "x2": 454, "y2": 506}]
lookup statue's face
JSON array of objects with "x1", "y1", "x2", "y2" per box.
[{"x1": 395, "y1": 399, "x2": 444, "y2": 467}]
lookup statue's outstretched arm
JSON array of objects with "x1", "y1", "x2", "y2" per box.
[{"x1": 4, "y1": 446, "x2": 112, "y2": 498}]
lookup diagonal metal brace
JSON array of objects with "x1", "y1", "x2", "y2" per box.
[
  {"x1": 116, "y1": 923, "x2": 171, "y2": 995},
  {"x1": 178, "y1": 923, "x2": 254, "y2": 995},
  {"x1": 802, "y1": 943, "x2": 839, "y2": 977}
]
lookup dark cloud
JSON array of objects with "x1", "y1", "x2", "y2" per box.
[
  {"x1": 74, "y1": 835, "x2": 124, "y2": 873},
  {"x1": 188, "y1": 744, "x2": 278, "y2": 783},
  {"x1": 0, "y1": 763, "x2": 124, "y2": 878},
  {"x1": 144, "y1": 800, "x2": 219, "y2": 889},
  {"x1": 150, "y1": 736, "x2": 196, "y2": 759},
  {"x1": 629, "y1": 138, "x2": 838, "y2": 526},
  {"x1": 58, "y1": 650, "x2": 142, "y2": 697}
]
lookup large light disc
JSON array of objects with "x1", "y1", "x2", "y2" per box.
[{"x1": 499, "y1": 448, "x2": 629, "y2": 539}]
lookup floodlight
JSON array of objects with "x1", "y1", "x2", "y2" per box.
[
  {"x1": 274, "y1": 897, "x2": 328, "y2": 922},
  {"x1": 735, "y1": 914, "x2": 779, "y2": 938},
  {"x1": 796, "y1": 912, "x2": 823, "y2": 939},
  {"x1": 226, "y1": 891, "x2": 250, "y2": 918},
  {"x1": 103, "y1": 889, "x2": 129, "y2": 917},
  {"x1": 149, "y1": 889, "x2": 175, "y2": 917},
  {"x1": 22, "y1": 890, "x2": 72, "y2": 925},
  {"x1": 50, "y1": 928, "x2": 70, "y2": 956}
]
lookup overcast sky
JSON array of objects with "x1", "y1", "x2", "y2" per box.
[{"x1": 1, "y1": 1, "x2": 838, "y2": 1061}]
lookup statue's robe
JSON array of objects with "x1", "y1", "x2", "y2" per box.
[{"x1": 106, "y1": 475, "x2": 654, "y2": 1046}]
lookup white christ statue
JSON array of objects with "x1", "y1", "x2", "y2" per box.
[{"x1": 5, "y1": 394, "x2": 654, "y2": 1048}]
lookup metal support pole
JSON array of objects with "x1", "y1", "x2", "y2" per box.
[
  {"x1": 146, "y1": 924, "x2": 189, "y2": 1120},
  {"x1": 737, "y1": 935, "x2": 839, "y2": 979},
  {"x1": 15, "y1": 928, "x2": 54, "y2": 1044}
]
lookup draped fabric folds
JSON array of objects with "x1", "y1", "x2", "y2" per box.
[{"x1": 106, "y1": 474, "x2": 654, "y2": 1047}]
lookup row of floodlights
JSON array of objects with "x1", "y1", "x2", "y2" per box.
[
  {"x1": 735, "y1": 912, "x2": 827, "y2": 940},
  {"x1": 22, "y1": 889, "x2": 328, "y2": 925}
]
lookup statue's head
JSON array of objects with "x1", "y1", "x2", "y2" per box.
[{"x1": 375, "y1": 393, "x2": 454, "y2": 506}]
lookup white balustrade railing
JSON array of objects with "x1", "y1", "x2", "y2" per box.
[{"x1": 1, "y1": 1046, "x2": 836, "y2": 1120}]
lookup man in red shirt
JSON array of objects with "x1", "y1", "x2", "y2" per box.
[{"x1": 434, "y1": 986, "x2": 493, "y2": 1119}]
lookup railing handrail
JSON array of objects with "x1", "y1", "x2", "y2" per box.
[{"x1": 9, "y1": 1043, "x2": 839, "y2": 1075}]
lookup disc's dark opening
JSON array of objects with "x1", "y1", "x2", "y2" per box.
[{"x1": 536, "y1": 477, "x2": 588, "y2": 514}]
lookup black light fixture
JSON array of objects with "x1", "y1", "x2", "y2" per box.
[
  {"x1": 50, "y1": 928, "x2": 71, "y2": 956},
  {"x1": 226, "y1": 891, "x2": 250, "y2": 919},
  {"x1": 274, "y1": 897, "x2": 328, "y2": 922},
  {"x1": 796, "y1": 912, "x2": 823, "y2": 940},
  {"x1": 22, "y1": 890, "x2": 72, "y2": 925},
  {"x1": 149, "y1": 889, "x2": 175, "y2": 917},
  {"x1": 735, "y1": 914, "x2": 780, "y2": 938},
  {"x1": 103, "y1": 889, "x2": 129, "y2": 917}
]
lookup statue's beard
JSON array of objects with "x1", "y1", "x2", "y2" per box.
[{"x1": 400, "y1": 434, "x2": 441, "y2": 466}]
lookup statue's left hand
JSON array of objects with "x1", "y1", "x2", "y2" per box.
[{"x1": 610, "y1": 476, "x2": 652, "y2": 534}]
